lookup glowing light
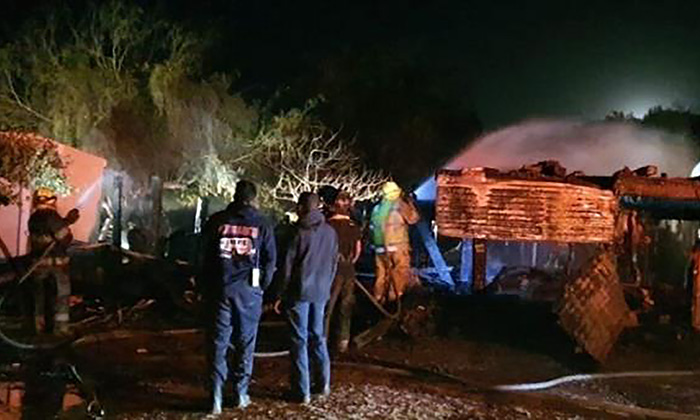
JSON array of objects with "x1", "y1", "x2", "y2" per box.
[
  {"x1": 691, "y1": 161, "x2": 700, "y2": 178},
  {"x1": 623, "y1": 98, "x2": 658, "y2": 119}
]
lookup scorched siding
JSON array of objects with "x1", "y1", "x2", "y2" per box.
[{"x1": 436, "y1": 169, "x2": 617, "y2": 243}]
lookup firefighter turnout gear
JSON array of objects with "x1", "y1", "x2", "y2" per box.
[
  {"x1": 371, "y1": 183, "x2": 419, "y2": 303},
  {"x1": 27, "y1": 189, "x2": 78, "y2": 335}
]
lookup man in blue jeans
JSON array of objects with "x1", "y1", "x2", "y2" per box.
[
  {"x1": 201, "y1": 180, "x2": 277, "y2": 414},
  {"x1": 276, "y1": 192, "x2": 338, "y2": 403}
]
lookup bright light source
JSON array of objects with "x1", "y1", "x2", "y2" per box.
[{"x1": 691, "y1": 161, "x2": 700, "y2": 178}]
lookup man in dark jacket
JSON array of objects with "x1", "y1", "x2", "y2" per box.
[
  {"x1": 277, "y1": 192, "x2": 338, "y2": 403},
  {"x1": 201, "y1": 180, "x2": 276, "y2": 414}
]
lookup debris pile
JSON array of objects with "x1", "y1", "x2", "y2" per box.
[{"x1": 556, "y1": 250, "x2": 634, "y2": 361}]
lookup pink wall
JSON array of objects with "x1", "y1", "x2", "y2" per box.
[
  {"x1": 53, "y1": 142, "x2": 107, "y2": 244},
  {"x1": 0, "y1": 189, "x2": 31, "y2": 256},
  {"x1": 0, "y1": 139, "x2": 107, "y2": 257}
]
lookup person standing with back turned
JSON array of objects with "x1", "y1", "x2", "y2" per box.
[
  {"x1": 202, "y1": 180, "x2": 276, "y2": 414},
  {"x1": 324, "y1": 191, "x2": 362, "y2": 354},
  {"x1": 276, "y1": 192, "x2": 338, "y2": 403}
]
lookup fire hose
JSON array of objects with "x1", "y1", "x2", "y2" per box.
[
  {"x1": 256, "y1": 277, "x2": 400, "y2": 358},
  {"x1": 0, "y1": 240, "x2": 75, "y2": 351},
  {"x1": 0, "y1": 230, "x2": 400, "y2": 354},
  {"x1": 492, "y1": 370, "x2": 700, "y2": 392},
  {"x1": 352, "y1": 277, "x2": 401, "y2": 321},
  {"x1": 0, "y1": 237, "x2": 104, "y2": 418}
]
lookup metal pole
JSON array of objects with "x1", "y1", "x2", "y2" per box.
[
  {"x1": 472, "y1": 238, "x2": 487, "y2": 292},
  {"x1": 194, "y1": 196, "x2": 209, "y2": 234},
  {"x1": 150, "y1": 175, "x2": 163, "y2": 254},
  {"x1": 16, "y1": 186, "x2": 23, "y2": 255},
  {"x1": 460, "y1": 239, "x2": 472, "y2": 287},
  {"x1": 113, "y1": 175, "x2": 123, "y2": 248}
]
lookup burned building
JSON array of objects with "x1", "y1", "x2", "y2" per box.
[{"x1": 435, "y1": 162, "x2": 700, "y2": 361}]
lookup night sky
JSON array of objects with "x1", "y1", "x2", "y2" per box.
[
  {"x1": 188, "y1": 0, "x2": 700, "y2": 128},
  {"x1": 4, "y1": 0, "x2": 700, "y2": 128},
  {"x1": 3, "y1": 0, "x2": 700, "y2": 180}
]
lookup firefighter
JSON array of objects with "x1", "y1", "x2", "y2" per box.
[
  {"x1": 370, "y1": 182, "x2": 419, "y2": 303},
  {"x1": 201, "y1": 180, "x2": 277, "y2": 413},
  {"x1": 27, "y1": 187, "x2": 79, "y2": 335},
  {"x1": 324, "y1": 191, "x2": 362, "y2": 354}
]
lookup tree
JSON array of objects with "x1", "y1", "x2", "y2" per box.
[
  {"x1": 0, "y1": 2, "x2": 154, "y2": 141},
  {"x1": 0, "y1": 1, "x2": 256, "y2": 199},
  {"x1": 606, "y1": 106, "x2": 700, "y2": 150},
  {"x1": 641, "y1": 106, "x2": 700, "y2": 144},
  {"x1": 0, "y1": 1, "x2": 387, "y2": 215},
  {"x1": 255, "y1": 106, "x2": 389, "y2": 207},
  {"x1": 0, "y1": 132, "x2": 69, "y2": 205}
]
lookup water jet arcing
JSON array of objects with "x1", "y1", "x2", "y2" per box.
[{"x1": 415, "y1": 119, "x2": 699, "y2": 200}]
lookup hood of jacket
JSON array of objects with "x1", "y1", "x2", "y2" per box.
[{"x1": 299, "y1": 209, "x2": 325, "y2": 229}]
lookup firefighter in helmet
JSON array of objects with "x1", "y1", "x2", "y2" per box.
[
  {"x1": 370, "y1": 182, "x2": 420, "y2": 303},
  {"x1": 27, "y1": 187, "x2": 79, "y2": 335}
]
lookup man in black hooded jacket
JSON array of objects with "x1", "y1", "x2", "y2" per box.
[
  {"x1": 277, "y1": 192, "x2": 338, "y2": 403},
  {"x1": 201, "y1": 180, "x2": 276, "y2": 414}
]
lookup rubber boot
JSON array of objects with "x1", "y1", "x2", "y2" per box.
[{"x1": 210, "y1": 386, "x2": 223, "y2": 415}]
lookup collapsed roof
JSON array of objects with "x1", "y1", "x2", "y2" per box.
[{"x1": 436, "y1": 161, "x2": 700, "y2": 243}]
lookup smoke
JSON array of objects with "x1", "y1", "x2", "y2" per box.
[{"x1": 415, "y1": 118, "x2": 700, "y2": 200}]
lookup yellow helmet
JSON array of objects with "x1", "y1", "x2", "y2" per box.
[
  {"x1": 382, "y1": 181, "x2": 401, "y2": 200},
  {"x1": 33, "y1": 187, "x2": 57, "y2": 209}
]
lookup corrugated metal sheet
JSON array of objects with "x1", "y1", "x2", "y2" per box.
[
  {"x1": 556, "y1": 250, "x2": 632, "y2": 361},
  {"x1": 436, "y1": 168, "x2": 617, "y2": 243}
]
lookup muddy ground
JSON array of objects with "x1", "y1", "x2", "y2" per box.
[{"x1": 3, "y1": 293, "x2": 700, "y2": 419}]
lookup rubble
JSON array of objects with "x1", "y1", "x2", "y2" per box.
[
  {"x1": 434, "y1": 160, "x2": 700, "y2": 361},
  {"x1": 556, "y1": 250, "x2": 634, "y2": 361}
]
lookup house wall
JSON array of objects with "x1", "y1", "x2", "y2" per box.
[{"x1": 436, "y1": 168, "x2": 617, "y2": 243}]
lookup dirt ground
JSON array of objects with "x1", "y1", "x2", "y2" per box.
[{"x1": 3, "y1": 293, "x2": 700, "y2": 419}]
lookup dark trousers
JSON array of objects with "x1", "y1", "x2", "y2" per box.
[
  {"x1": 287, "y1": 301, "x2": 330, "y2": 397},
  {"x1": 30, "y1": 264, "x2": 71, "y2": 334},
  {"x1": 324, "y1": 267, "x2": 356, "y2": 347},
  {"x1": 209, "y1": 282, "x2": 263, "y2": 403}
]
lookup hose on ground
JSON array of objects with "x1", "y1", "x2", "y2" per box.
[
  {"x1": 493, "y1": 370, "x2": 700, "y2": 392},
  {"x1": 353, "y1": 278, "x2": 400, "y2": 320},
  {"x1": 0, "y1": 241, "x2": 74, "y2": 351}
]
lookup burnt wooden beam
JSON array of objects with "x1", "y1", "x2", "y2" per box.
[
  {"x1": 614, "y1": 176, "x2": 700, "y2": 200},
  {"x1": 472, "y1": 238, "x2": 487, "y2": 292}
]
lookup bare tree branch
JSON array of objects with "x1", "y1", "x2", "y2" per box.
[
  {"x1": 3, "y1": 71, "x2": 51, "y2": 123},
  {"x1": 259, "y1": 126, "x2": 389, "y2": 205}
]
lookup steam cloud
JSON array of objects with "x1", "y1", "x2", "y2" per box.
[{"x1": 415, "y1": 119, "x2": 700, "y2": 200}]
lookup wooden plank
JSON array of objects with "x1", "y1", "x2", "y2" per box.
[
  {"x1": 614, "y1": 176, "x2": 700, "y2": 200},
  {"x1": 472, "y1": 238, "x2": 487, "y2": 292}
]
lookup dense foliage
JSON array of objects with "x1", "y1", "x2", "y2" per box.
[
  {"x1": 0, "y1": 1, "x2": 385, "y2": 210},
  {"x1": 0, "y1": 132, "x2": 70, "y2": 204}
]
